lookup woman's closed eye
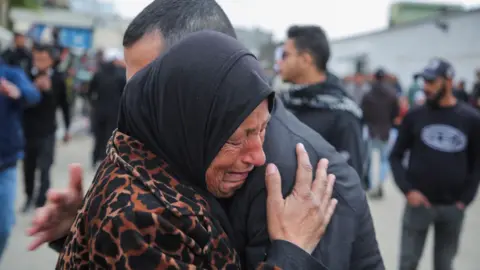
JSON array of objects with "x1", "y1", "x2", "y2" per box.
[{"x1": 227, "y1": 140, "x2": 243, "y2": 146}]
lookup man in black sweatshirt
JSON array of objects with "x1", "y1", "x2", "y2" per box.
[
  {"x1": 389, "y1": 58, "x2": 480, "y2": 270},
  {"x1": 22, "y1": 44, "x2": 71, "y2": 212}
]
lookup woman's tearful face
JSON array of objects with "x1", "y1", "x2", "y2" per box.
[{"x1": 206, "y1": 100, "x2": 270, "y2": 198}]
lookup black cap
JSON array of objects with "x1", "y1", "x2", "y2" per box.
[
  {"x1": 374, "y1": 68, "x2": 386, "y2": 79},
  {"x1": 417, "y1": 58, "x2": 455, "y2": 81}
]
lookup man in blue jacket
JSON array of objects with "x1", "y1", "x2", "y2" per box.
[{"x1": 0, "y1": 63, "x2": 40, "y2": 261}]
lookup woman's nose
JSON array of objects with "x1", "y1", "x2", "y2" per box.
[{"x1": 243, "y1": 137, "x2": 266, "y2": 167}]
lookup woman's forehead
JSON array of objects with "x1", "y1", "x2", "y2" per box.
[{"x1": 237, "y1": 101, "x2": 270, "y2": 134}]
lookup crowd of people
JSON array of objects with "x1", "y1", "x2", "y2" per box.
[
  {"x1": 0, "y1": 31, "x2": 126, "y2": 259},
  {"x1": 269, "y1": 23, "x2": 480, "y2": 269},
  {"x1": 0, "y1": 0, "x2": 479, "y2": 269}
]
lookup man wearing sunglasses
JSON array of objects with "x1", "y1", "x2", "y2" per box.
[
  {"x1": 278, "y1": 26, "x2": 366, "y2": 180},
  {"x1": 389, "y1": 58, "x2": 480, "y2": 270}
]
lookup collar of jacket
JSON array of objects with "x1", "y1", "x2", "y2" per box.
[{"x1": 282, "y1": 82, "x2": 363, "y2": 119}]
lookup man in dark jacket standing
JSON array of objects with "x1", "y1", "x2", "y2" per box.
[
  {"x1": 88, "y1": 49, "x2": 126, "y2": 168},
  {"x1": 361, "y1": 69, "x2": 399, "y2": 198},
  {"x1": 22, "y1": 44, "x2": 71, "y2": 212},
  {"x1": 279, "y1": 25, "x2": 366, "y2": 179},
  {"x1": 0, "y1": 63, "x2": 40, "y2": 261}
]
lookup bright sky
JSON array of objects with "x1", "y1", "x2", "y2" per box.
[{"x1": 112, "y1": 0, "x2": 480, "y2": 40}]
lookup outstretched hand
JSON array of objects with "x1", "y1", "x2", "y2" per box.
[
  {"x1": 0, "y1": 78, "x2": 21, "y2": 99},
  {"x1": 27, "y1": 163, "x2": 84, "y2": 251}
]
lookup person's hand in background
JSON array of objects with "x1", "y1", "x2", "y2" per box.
[
  {"x1": 27, "y1": 164, "x2": 84, "y2": 251},
  {"x1": 0, "y1": 78, "x2": 21, "y2": 99}
]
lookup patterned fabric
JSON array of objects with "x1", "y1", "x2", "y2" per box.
[{"x1": 56, "y1": 131, "x2": 280, "y2": 269}]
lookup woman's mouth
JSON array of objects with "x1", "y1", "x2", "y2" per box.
[{"x1": 225, "y1": 171, "x2": 250, "y2": 182}]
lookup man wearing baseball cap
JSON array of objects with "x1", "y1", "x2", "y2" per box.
[{"x1": 389, "y1": 58, "x2": 480, "y2": 270}]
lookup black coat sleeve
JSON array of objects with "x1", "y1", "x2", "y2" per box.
[
  {"x1": 389, "y1": 112, "x2": 414, "y2": 194},
  {"x1": 349, "y1": 191, "x2": 385, "y2": 269},
  {"x1": 264, "y1": 240, "x2": 328, "y2": 269},
  {"x1": 329, "y1": 152, "x2": 384, "y2": 270}
]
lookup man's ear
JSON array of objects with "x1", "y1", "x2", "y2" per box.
[{"x1": 300, "y1": 52, "x2": 314, "y2": 67}]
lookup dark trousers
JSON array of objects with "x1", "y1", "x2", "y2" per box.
[
  {"x1": 399, "y1": 203, "x2": 465, "y2": 270},
  {"x1": 91, "y1": 116, "x2": 116, "y2": 165},
  {"x1": 23, "y1": 134, "x2": 55, "y2": 207}
]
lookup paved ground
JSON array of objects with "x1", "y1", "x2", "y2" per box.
[{"x1": 1, "y1": 136, "x2": 479, "y2": 269}]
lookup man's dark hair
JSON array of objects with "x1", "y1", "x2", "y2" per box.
[
  {"x1": 123, "y1": 0, "x2": 236, "y2": 48},
  {"x1": 32, "y1": 43, "x2": 55, "y2": 59},
  {"x1": 287, "y1": 25, "x2": 330, "y2": 71}
]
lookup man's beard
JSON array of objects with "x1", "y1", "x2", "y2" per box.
[{"x1": 425, "y1": 83, "x2": 447, "y2": 109}]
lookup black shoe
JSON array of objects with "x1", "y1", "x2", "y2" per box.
[{"x1": 21, "y1": 199, "x2": 33, "y2": 213}]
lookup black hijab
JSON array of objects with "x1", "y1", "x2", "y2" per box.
[{"x1": 117, "y1": 30, "x2": 273, "y2": 194}]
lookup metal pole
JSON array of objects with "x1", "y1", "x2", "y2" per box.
[{"x1": 0, "y1": 0, "x2": 9, "y2": 29}]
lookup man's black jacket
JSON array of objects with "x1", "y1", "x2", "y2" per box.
[
  {"x1": 280, "y1": 76, "x2": 367, "y2": 180},
  {"x1": 88, "y1": 62, "x2": 126, "y2": 121},
  {"x1": 229, "y1": 97, "x2": 384, "y2": 269},
  {"x1": 23, "y1": 68, "x2": 70, "y2": 139}
]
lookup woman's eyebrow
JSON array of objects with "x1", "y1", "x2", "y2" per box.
[{"x1": 245, "y1": 114, "x2": 271, "y2": 136}]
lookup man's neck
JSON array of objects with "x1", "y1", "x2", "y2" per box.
[
  {"x1": 294, "y1": 71, "x2": 327, "y2": 85},
  {"x1": 439, "y1": 93, "x2": 457, "y2": 107}
]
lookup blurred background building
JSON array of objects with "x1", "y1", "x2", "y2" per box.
[
  {"x1": 328, "y1": 2, "x2": 480, "y2": 87},
  {"x1": 5, "y1": 0, "x2": 127, "y2": 51},
  {"x1": 388, "y1": 1, "x2": 465, "y2": 26},
  {"x1": 0, "y1": 0, "x2": 478, "y2": 88}
]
